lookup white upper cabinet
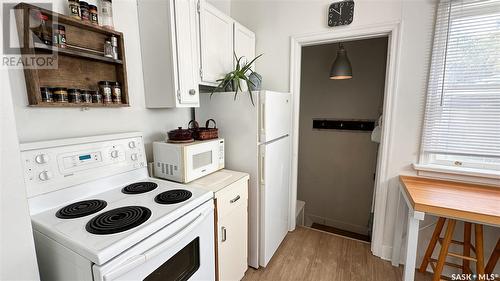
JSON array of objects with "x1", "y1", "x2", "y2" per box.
[
  {"x1": 233, "y1": 22, "x2": 256, "y2": 69},
  {"x1": 200, "y1": 2, "x2": 234, "y2": 86},
  {"x1": 138, "y1": 0, "x2": 200, "y2": 108}
]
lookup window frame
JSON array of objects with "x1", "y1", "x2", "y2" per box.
[{"x1": 417, "y1": 0, "x2": 500, "y2": 182}]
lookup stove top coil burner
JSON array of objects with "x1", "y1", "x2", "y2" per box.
[
  {"x1": 56, "y1": 199, "x2": 107, "y2": 219},
  {"x1": 155, "y1": 189, "x2": 193, "y2": 204},
  {"x1": 85, "y1": 206, "x2": 152, "y2": 235},
  {"x1": 122, "y1": 182, "x2": 158, "y2": 194}
]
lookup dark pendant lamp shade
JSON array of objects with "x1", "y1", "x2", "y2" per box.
[{"x1": 330, "y1": 43, "x2": 353, "y2": 80}]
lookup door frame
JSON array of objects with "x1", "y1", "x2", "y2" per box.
[{"x1": 289, "y1": 21, "x2": 402, "y2": 258}]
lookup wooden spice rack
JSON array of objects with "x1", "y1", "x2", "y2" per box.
[{"x1": 14, "y1": 2, "x2": 129, "y2": 107}]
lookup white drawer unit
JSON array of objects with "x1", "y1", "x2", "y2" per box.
[{"x1": 188, "y1": 169, "x2": 249, "y2": 281}]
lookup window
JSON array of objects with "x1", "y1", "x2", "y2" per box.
[{"x1": 419, "y1": 0, "x2": 500, "y2": 174}]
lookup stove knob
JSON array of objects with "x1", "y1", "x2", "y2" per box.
[
  {"x1": 35, "y1": 154, "x2": 49, "y2": 164},
  {"x1": 130, "y1": 153, "x2": 138, "y2": 161},
  {"x1": 128, "y1": 141, "x2": 136, "y2": 149},
  {"x1": 39, "y1": 170, "x2": 52, "y2": 181},
  {"x1": 110, "y1": 150, "x2": 119, "y2": 158}
]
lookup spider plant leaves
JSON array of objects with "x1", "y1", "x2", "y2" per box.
[{"x1": 210, "y1": 53, "x2": 263, "y2": 106}]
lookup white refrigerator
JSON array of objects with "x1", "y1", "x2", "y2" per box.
[{"x1": 196, "y1": 90, "x2": 291, "y2": 268}]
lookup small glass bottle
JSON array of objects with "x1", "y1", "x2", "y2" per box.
[
  {"x1": 34, "y1": 12, "x2": 52, "y2": 45},
  {"x1": 68, "y1": 89, "x2": 82, "y2": 103},
  {"x1": 53, "y1": 24, "x2": 67, "y2": 48},
  {"x1": 91, "y1": 91, "x2": 102, "y2": 103},
  {"x1": 79, "y1": 1, "x2": 90, "y2": 22},
  {"x1": 112, "y1": 81, "x2": 121, "y2": 103},
  {"x1": 98, "y1": 81, "x2": 113, "y2": 104},
  {"x1": 104, "y1": 40, "x2": 113, "y2": 58},
  {"x1": 68, "y1": 0, "x2": 81, "y2": 20},
  {"x1": 98, "y1": 0, "x2": 114, "y2": 30},
  {"x1": 40, "y1": 87, "x2": 53, "y2": 103},
  {"x1": 89, "y1": 5, "x2": 99, "y2": 25},
  {"x1": 53, "y1": 88, "x2": 69, "y2": 103},
  {"x1": 110, "y1": 35, "x2": 118, "y2": 59}
]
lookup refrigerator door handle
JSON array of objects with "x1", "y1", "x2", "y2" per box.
[
  {"x1": 260, "y1": 101, "x2": 266, "y2": 137},
  {"x1": 260, "y1": 150, "x2": 265, "y2": 185}
]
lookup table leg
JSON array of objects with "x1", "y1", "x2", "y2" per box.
[
  {"x1": 392, "y1": 191, "x2": 405, "y2": 267},
  {"x1": 403, "y1": 211, "x2": 421, "y2": 281}
]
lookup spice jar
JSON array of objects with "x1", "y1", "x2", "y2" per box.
[
  {"x1": 110, "y1": 35, "x2": 118, "y2": 59},
  {"x1": 33, "y1": 12, "x2": 52, "y2": 45},
  {"x1": 98, "y1": 0, "x2": 114, "y2": 30},
  {"x1": 40, "y1": 87, "x2": 53, "y2": 103},
  {"x1": 98, "y1": 81, "x2": 113, "y2": 104},
  {"x1": 68, "y1": 89, "x2": 81, "y2": 103},
  {"x1": 91, "y1": 90, "x2": 102, "y2": 103},
  {"x1": 104, "y1": 40, "x2": 113, "y2": 58},
  {"x1": 112, "y1": 82, "x2": 121, "y2": 103},
  {"x1": 80, "y1": 90, "x2": 92, "y2": 103},
  {"x1": 79, "y1": 1, "x2": 90, "y2": 22},
  {"x1": 53, "y1": 24, "x2": 67, "y2": 48},
  {"x1": 53, "y1": 88, "x2": 68, "y2": 103},
  {"x1": 68, "y1": 0, "x2": 80, "y2": 19},
  {"x1": 89, "y1": 4, "x2": 98, "y2": 25}
]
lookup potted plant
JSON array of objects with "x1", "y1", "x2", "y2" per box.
[{"x1": 211, "y1": 53, "x2": 263, "y2": 105}]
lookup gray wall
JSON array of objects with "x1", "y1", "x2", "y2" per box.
[{"x1": 297, "y1": 38, "x2": 387, "y2": 235}]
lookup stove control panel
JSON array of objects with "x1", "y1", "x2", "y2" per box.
[{"x1": 20, "y1": 133, "x2": 147, "y2": 198}]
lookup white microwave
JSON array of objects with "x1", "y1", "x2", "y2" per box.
[{"x1": 153, "y1": 139, "x2": 224, "y2": 183}]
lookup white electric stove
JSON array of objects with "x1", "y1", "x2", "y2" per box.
[{"x1": 20, "y1": 132, "x2": 215, "y2": 281}]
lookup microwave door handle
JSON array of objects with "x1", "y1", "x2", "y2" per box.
[{"x1": 143, "y1": 208, "x2": 211, "y2": 260}]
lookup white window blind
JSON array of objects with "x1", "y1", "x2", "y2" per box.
[{"x1": 421, "y1": 0, "x2": 500, "y2": 170}]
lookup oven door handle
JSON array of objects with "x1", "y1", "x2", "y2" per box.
[
  {"x1": 144, "y1": 208, "x2": 211, "y2": 260},
  {"x1": 102, "y1": 255, "x2": 146, "y2": 281}
]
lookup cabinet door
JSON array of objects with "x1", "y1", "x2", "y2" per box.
[
  {"x1": 200, "y1": 2, "x2": 234, "y2": 85},
  {"x1": 174, "y1": 0, "x2": 200, "y2": 106},
  {"x1": 218, "y1": 204, "x2": 248, "y2": 281},
  {"x1": 233, "y1": 22, "x2": 256, "y2": 69}
]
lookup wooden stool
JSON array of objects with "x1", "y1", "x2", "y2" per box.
[
  {"x1": 485, "y1": 237, "x2": 500, "y2": 274},
  {"x1": 419, "y1": 218, "x2": 485, "y2": 281}
]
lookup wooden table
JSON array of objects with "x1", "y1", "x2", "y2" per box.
[{"x1": 391, "y1": 175, "x2": 500, "y2": 281}]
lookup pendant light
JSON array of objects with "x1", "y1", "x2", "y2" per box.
[{"x1": 329, "y1": 43, "x2": 353, "y2": 80}]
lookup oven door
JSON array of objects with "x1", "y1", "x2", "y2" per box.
[
  {"x1": 92, "y1": 201, "x2": 215, "y2": 281},
  {"x1": 184, "y1": 141, "x2": 220, "y2": 182}
]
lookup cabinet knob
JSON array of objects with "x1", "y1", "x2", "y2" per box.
[
  {"x1": 128, "y1": 141, "x2": 136, "y2": 148},
  {"x1": 131, "y1": 153, "x2": 138, "y2": 161},
  {"x1": 189, "y1": 89, "x2": 196, "y2": 95}
]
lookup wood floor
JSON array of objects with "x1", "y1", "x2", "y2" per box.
[{"x1": 243, "y1": 227, "x2": 433, "y2": 281}]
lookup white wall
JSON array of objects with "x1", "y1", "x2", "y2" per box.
[
  {"x1": 298, "y1": 38, "x2": 387, "y2": 235},
  {"x1": 207, "y1": 0, "x2": 231, "y2": 14},
  {"x1": 1, "y1": 70, "x2": 40, "y2": 281},
  {"x1": 8, "y1": 0, "x2": 191, "y2": 160},
  {"x1": 231, "y1": 0, "x2": 499, "y2": 272}
]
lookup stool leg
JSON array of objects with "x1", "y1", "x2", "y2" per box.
[
  {"x1": 419, "y1": 217, "x2": 446, "y2": 273},
  {"x1": 433, "y1": 219, "x2": 456, "y2": 281},
  {"x1": 485, "y1": 238, "x2": 500, "y2": 274},
  {"x1": 475, "y1": 224, "x2": 485, "y2": 275},
  {"x1": 463, "y1": 222, "x2": 472, "y2": 274}
]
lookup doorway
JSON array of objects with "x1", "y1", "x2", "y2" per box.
[
  {"x1": 297, "y1": 37, "x2": 388, "y2": 242},
  {"x1": 289, "y1": 23, "x2": 402, "y2": 257}
]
